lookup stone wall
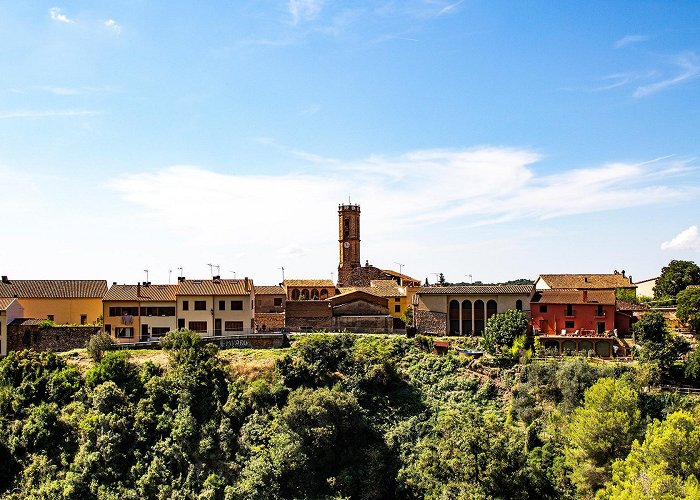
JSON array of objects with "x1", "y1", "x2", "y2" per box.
[
  {"x1": 332, "y1": 300, "x2": 388, "y2": 316},
  {"x1": 255, "y1": 312, "x2": 285, "y2": 331},
  {"x1": 344, "y1": 265, "x2": 390, "y2": 287},
  {"x1": 255, "y1": 295, "x2": 286, "y2": 313},
  {"x1": 8, "y1": 322, "x2": 100, "y2": 352},
  {"x1": 332, "y1": 315, "x2": 393, "y2": 333},
  {"x1": 285, "y1": 301, "x2": 332, "y2": 331},
  {"x1": 415, "y1": 310, "x2": 447, "y2": 335}
]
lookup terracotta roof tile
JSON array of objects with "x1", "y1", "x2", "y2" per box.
[
  {"x1": 178, "y1": 279, "x2": 252, "y2": 296},
  {"x1": 283, "y1": 279, "x2": 335, "y2": 288},
  {"x1": 103, "y1": 284, "x2": 178, "y2": 302},
  {"x1": 0, "y1": 298, "x2": 17, "y2": 310},
  {"x1": 0, "y1": 280, "x2": 108, "y2": 299},
  {"x1": 339, "y1": 280, "x2": 405, "y2": 298},
  {"x1": 418, "y1": 284, "x2": 534, "y2": 295},
  {"x1": 381, "y1": 269, "x2": 421, "y2": 285},
  {"x1": 531, "y1": 289, "x2": 616, "y2": 305},
  {"x1": 538, "y1": 274, "x2": 635, "y2": 289},
  {"x1": 254, "y1": 285, "x2": 286, "y2": 295}
]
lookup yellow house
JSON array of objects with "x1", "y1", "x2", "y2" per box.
[
  {"x1": 338, "y1": 280, "x2": 417, "y2": 328},
  {"x1": 176, "y1": 278, "x2": 255, "y2": 336},
  {"x1": 0, "y1": 298, "x2": 23, "y2": 356},
  {"x1": 103, "y1": 283, "x2": 178, "y2": 343},
  {"x1": 0, "y1": 278, "x2": 107, "y2": 325}
]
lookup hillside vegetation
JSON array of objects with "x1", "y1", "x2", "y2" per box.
[{"x1": 1, "y1": 330, "x2": 700, "y2": 499}]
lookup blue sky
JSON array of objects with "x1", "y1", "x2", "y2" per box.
[{"x1": 1, "y1": 1, "x2": 699, "y2": 285}]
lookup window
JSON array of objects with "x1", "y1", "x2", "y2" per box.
[
  {"x1": 194, "y1": 300, "x2": 207, "y2": 311},
  {"x1": 395, "y1": 297, "x2": 401, "y2": 302},
  {"x1": 109, "y1": 306, "x2": 139, "y2": 317},
  {"x1": 395, "y1": 305, "x2": 401, "y2": 313},
  {"x1": 225, "y1": 321, "x2": 244, "y2": 332},
  {"x1": 47, "y1": 315, "x2": 54, "y2": 321},
  {"x1": 274, "y1": 298, "x2": 283, "y2": 306},
  {"x1": 516, "y1": 299, "x2": 523, "y2": 311},
  {"x1": 566, "y1": 304, "x2": 573, "y2": 316},
  {"x1": 539, "y1": 305, "x2": 547, "y2": 313},
  {"x1": 219, "y1": 300, "x2": 225, "y2": 311},
  {"x1": 188, "y1": 321, "x2": 207, "y2": 333},
  {"x1": 597, "y1": 322, "x2": 606, "y2": 334},
  {"x1": 105, "y1": 324, "x2": 111, "y2": 334},
  {"x1": 80, "y1": 315, "x2": 87, "y2": 325},
  {"x1": 565, "y1": 321, "x2": 575, "y2": 329},
  {"x1": 230, "y1": 300, "x2": 243, "y2": 311},
  {"x1": 182, "y1": 300, "x2": 189, "y2": 311},
  {"x1": 115, "y1": 327, "x2": 134, "y2": 338},
  {"x1": 140, "y1": 306, "x2": 176, "y2": 317},
  {"x1": 151, "y1": 327, "x2": 170, "y2": 337},
  {"x1": 597, "y1": 305, "x2": 604, "y2": 316}
]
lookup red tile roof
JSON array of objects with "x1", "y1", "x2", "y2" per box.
[
  {"x1": 283, "y1": 279, "x2": 335, "y2": 288},
  {"x1": 103, "y1": 284, "x2": 178, "y2": 302},
  {"x1": 254, "y1": 285, "x2": 286, "y2": 295},
  {"x1": 0, "y1": 280, "x2": 108, "y2": 299},
  {"x1": 178, "y1": 279, "x2": 252, "y2": 296},
  {"x1": 537, "y1": 274, "x2": 635, "y2": 290},
  {"x1": 0, "y1": 298, "x2": 17, "y2": 310}
]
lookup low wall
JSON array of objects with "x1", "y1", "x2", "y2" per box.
[
  {"x1": 255, "y1": 312, "x2": 285, "y2": 331},
  {"x1": 8, "y1": 323, "x2": 100, "y2": 352},
  {"x1": 415, "y1": 310, "x2": 447, "y2": 335}
]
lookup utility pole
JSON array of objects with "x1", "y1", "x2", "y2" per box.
[
  {"x1": 229, "y1": 270, "x2": 236, "y2": 279},
  {"x1": 466, "y1": 274, "x2": 473, "y2": 284},
  {"x1": 168, "y1": 269, "x2": 172, "y2": 284},
  {"x1": 278, "y1": 266, "x2": 285, "y2": 283},
  {"x1": 144, "y1": 269, "x2": 149, "y2": 283},
  {"x1": 207, "y1": 263, "x2": 214, "y2": 278},
  {"x1": 177, "y1": 267, "x2": 183, "y2": 278},
  {"x1": 394, "y1": 262, "x2": 405, "y2": 276}
]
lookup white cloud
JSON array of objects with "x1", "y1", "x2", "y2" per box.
[
  {"x1": 614, "y1": 34, "x2": 649, "y2": 48},
  {"x1": 437, "y1": 0, "x2": 465, "y2": 16},
  {"x1": 49, "y1": 7, "x2": 73, "y2": 24},
  {"x1": 634, "y1": 52, "x2": 700, "y2": 98},
  {"x1": 288, "y1": 0, "x2": 324, "y2": 25},
  {"x1": 661, "y1": 226, "x2": 700, "y2": 252},
  {"x1": 104, "y1": 19, "x2": 121, "y2": 34}
]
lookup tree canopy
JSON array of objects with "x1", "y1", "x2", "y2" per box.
[
  {"x1": 654, "y1": 260, "x2": 700, "y2": 298},
  {"x1": 677, "y1": 287, "x2": 700, "y2": 333}
]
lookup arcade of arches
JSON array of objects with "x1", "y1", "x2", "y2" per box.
[
  {"x1": 448, "y1": 299, "x2": 511, "y2": 335},
  {"x1": 290, "y1": 288, "x2": 330, "y2": 301}
]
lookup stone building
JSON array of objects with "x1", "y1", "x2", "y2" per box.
[
  {"x1": 283, "y1": 280, "x2": 336, "y2": 301},
  {"x1": 254, "y1": 285, "x2": 286, "y2": 331},
  {"x1": 8, "y1": 319, "x2": 99, "y2": 353},
  {"x1": 415, "y1": 284, "x2": 534, "y2": 335},
  {"x1": 0, "y1": 298, "x2": 23, "y2": 356}
]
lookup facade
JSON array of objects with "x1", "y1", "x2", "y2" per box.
[
  {"x1": 283, "y1": 280, "x2": 336, "y2": 301},
  {"x1": 329, "y1": 291, "x2": 392, "y2": 332},
  {"x1": 254, "y1": 285, "x2": 286, "y2": 332},
  {"x1": 339, "y1": 279, "x2": 416, "y2": 321},
  {"x1": 634, "y1": 277, "x2": 657, "y2": 298},
  {"x1": 530, "y1": 289, "x2": 616, "y2": 336},
  {"x1": 535, "y1": 272, "x2": 636, "y2": 292},
  {"x1": 176, "y1": 278, "x2": 255, "y2": 336},
  {"x1": 415, "y1": 284, "x2": 534, "y2": 335},
  {"x1": 0, "y1": 278, "x2": 107, "y2": 324},
  {"x1": 0, "y1": 298, "x2": 23, "y2": 356},
  {"x1": 103, "y1": 283, "x2": 178, "y2": 343}
]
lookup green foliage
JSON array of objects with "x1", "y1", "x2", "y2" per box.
[
  {"x1": 482, "y1": 309, "x2": 528, "y2": 354},
  {"x1": 677, "y1": 287, "x2": 700, "y2": 333},
  {"x1": 634, "y1": 311, "x2": 690, "y2": 378},
  {"x1": 37, "y1": 319, "x2": 55, "y2": 329},
  {"x1": 564, "y1": 377, "x2": 641, "y2": 496},
  {"x1": 615, "y1": 287, "x2": 637, "y2": 303},
  {"x1": 601, "y1": 410, "x2": 700, "y2": 499},
  {"x1": 654, "y1": 259, "x2": 700, "y2": 298},
  {"x1": 85, "y1": 331, "x2": 115, "y2": 361},
  {"x1": 414, "y1": 334, "x2": 434, "y2": 353}
]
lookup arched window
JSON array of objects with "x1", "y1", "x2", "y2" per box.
[
  {"x1": 301, "y1": 289, "x2": 309, "y2": 300},
  {"x1": 487, "y1": 300, "x2": 498, "y2": 319},
  {"x1": 461, "y1": 300, "x2": 472, "y2": 336},
  {"x1": 292, "y1": 289, "x2": 300, "y2": 300},
  {"x1": 320, "y1": 289, "x2": 328, "y2": 299},
  {"x1": 449, "y1": 300, "x2": 460, "y2": 335},
  {"x1": 516, "y1": 299, "x2": 523, "y2": 311},
  {"x1": 474, "y1": 300, "x2": 485, "y2": 335},
  {"x1": 311, "y1": 289, "x2": 319, "y2": 300}
]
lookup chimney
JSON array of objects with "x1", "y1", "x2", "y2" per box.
[
  {"x1": 583, "y1": 290, "x2": 588, "y2": 303},
  {"x1": 584, "y1": 277, "x2": 588, "y2": 283},
  {"x1": 244, "y1": 277, "x2": 250, "y2": 292},
  {"x1": 621, "y1": 270, "x2": 626, "y2": 278},
  {"x1": 137, "y1": 282, "x2": 141, "y2": 297},
  {"x1": 213, "y1": 275, "x2": 221, "y2": 282},
  {"x1": 178, "y1": 276, "x2": 186, "y2": 282},
  {"x1": 112, "y1": 282, "x2": 117, "y2": 286},
  {"x1": 1, "y1": 275, "x2": 8, "y2": 284}
]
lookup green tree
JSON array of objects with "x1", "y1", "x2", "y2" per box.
[
  {"x1": 601, "y1": 410, "x2": 700, "y2": 499},
  {"x1": 677, "y1": 287, "x2": 700, "y2": 333},
  {"x1": 564, "y1": 377, "x2": 641, "y2": 496},
  {"x1": 85, "y1": 332, "x2": 114, "y2": 362},
  {"x1": 482, "y1": 309, "x2": 528, "y2": 354},
  {"x1": 654, "y1": 260, "x2": 700, "y2": 298},
  {"x1": 634, "y1": 312, "x2": 690, "y2": 377}
]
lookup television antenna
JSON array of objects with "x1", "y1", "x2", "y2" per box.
[
  {"x1": 278, "y1": 266, "x2": 285, "y2": 283},
  {"x1": 143, "y1": 269, "x2": 149, "y2": 282}
]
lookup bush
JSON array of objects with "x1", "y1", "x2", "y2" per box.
[{"x1": 85, "y1": 332, "x2": 114, "y2": 362}]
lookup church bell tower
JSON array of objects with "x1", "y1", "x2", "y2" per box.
[{"x1": 337, "y1": 203, "x2": 361, "y2": 286}]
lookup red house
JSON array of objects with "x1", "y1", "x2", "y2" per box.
[{"x1": 531, "y1": 289, "x2": 616, "y2": 336}]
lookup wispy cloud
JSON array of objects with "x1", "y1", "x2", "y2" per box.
[
  {"x1": 634, "y1": 52, "x2": 700, "y2": 97},
  {"x1": 104, "y1": 19, "x2": 121, "y2": 34},
  {"x1": 437, "y1": 0, "x2": 465, "y2": 16},
  {"x1": 614, "y1": 34, "x2": 649, "y2": 48},
  {"x1": 107, "y1": 148, "x2": 696, "y2": 253},
  {"x1": 49, "y1": 7, "x2": 73, "y2": 24},
  {"x1": 661, "y1": 226, "x2": 700, "y2": 252},
  {"x1": 289, "y1": 0, "x2": 325, "y2": 25},
  {"x1": 0, "y1": 110, "x2": 98, "y2": 119}
]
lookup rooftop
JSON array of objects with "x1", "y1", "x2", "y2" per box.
[
  {"x1": 531, "y1": 289, "x2": 616, "y2": 305},
  {"x1": 418, "y1": 284, "x2": 534, "y2": 295},
  {"x1": 178, "y1": 279, "x2": 252, "y2": 296},
  {"x1": 104, "y1": 284, "x2": 178, "y2": 302},
  {"x1": 283, "y1": 279, "x2": 335, "y2": 288},
  {"x1": 0, "y1": 297, "x2": 17, "y2": 310},
  {"x1": 0, "y1": 279, "x2": 108, "y2": 299},
  {"x1": 537, "y1": 274, "x2": 635, "y2": 290},
  {"x1": 254, "y1": 285, "x2": 286, "y2": 295}
]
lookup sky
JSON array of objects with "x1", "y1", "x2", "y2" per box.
[{"x1": 1, "y1": 0, "x2": 699, "y2": 286}]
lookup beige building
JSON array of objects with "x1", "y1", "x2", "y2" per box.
[
  {"x1": 0, "y1": 277, "x2": 107, "y2": 325},
  {"x1": 415, "y1": 284, "x2": 534, "y2": 335},
  {"x1": 634, "y1": 277, "x2": 657, "y2": 298},
  {"x1": 103, "y1": 283, "x2": 178, "y2": 343},
  {"x1": 176, "y1": 278, "x2": 255, "y2": 336},
  {"x1": 0, "y1": 298, "x2": 23, "y2": 356}
]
